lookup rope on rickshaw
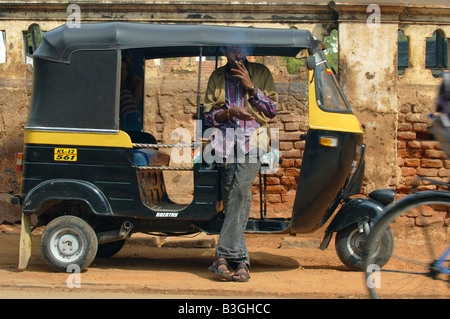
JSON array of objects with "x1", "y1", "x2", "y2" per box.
[
  {"x1": 136, "y1": 166, "x2": 193, "y2": 171},
  {"x1": 133, "y1": 143, "x2": 194, "y2": 148}
]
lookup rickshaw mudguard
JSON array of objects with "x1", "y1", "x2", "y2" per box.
[
  {"x1": 318, "y1": 196, "x2": 388, "y2": 250},
  {"x1": 325, "y1": 188, "x2": 395, "y2": 234},
  {"x1": 326, "y1": 197, "x2": 385, "y2": 233},
  {"x1": 22, "y1": 179, "x2": 112, "y2": 216}
]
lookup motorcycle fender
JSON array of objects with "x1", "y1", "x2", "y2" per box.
[
  {"x1": 22, "y1": 179, "x2": 112, "y2": 216},
  {"x1": 319, "y1": 197, "x2": 385, "y2": 250}
]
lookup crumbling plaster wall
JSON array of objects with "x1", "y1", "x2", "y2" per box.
[
  {"x1": 339, "y1": 21, "x2": 399, "y2": 194},
  {"x1": 0, "y1": 20, "x2": 62, "y2": 184}
]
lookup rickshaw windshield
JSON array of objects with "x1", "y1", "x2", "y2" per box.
[{"x1": 314, "y1": 51, "x2": 352, "y2": 113}]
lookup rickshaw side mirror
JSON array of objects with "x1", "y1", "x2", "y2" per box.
[{"x1": 306, "y1": 55, "x2": 316, "y2": 70}]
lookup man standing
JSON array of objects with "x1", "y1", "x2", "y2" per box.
[{"x1": 203, "y1": 47, "x2": 277, "y2": 282}]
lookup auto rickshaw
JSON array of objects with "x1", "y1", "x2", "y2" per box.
[{"x1": 12, "y1": 22, "x2": 395, "y2": 272}]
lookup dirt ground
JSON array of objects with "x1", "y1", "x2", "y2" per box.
[
  {"x1": 0, "y1": 224, "x2": 447, "y2": 303},
  {"x1": 0, "y1": 225, "x2": 374, "y2": 300}
]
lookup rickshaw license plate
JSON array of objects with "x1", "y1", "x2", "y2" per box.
[{"x1": 54, "y1": 148, "x2": 77, "y2": 161}]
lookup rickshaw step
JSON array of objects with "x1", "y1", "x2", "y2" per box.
[{"x1": 137, "y1": 166, "x2": 193, "y2": 171}]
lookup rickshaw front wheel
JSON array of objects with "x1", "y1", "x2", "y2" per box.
[
  {"x1": 40, "y1": 215, "x2": 98, "y2": 272},
  {"x1": 335, "y1": 224, "x2": 393, "y2": 271}
]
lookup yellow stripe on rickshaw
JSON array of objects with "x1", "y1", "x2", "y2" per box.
[{"x1": 24, "y1": 130, "x2": 133, "y2": 148}]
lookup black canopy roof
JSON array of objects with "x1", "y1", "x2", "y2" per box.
[{"x1": 34, "y1": 22, "x2": 317, "y2": 63}]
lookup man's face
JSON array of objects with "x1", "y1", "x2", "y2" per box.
[{"x1": 224, "y1": 47, "x2": 247, "y2": 67}]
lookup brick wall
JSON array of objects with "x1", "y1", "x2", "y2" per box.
[
  {"x1": 396, "y1": 87, "x2": 450, "y2": 228},
  {"x1": 250, "y1": 113, "x2": 307, "y2": 218},
  {"x1": 397, "y1": 91, "x2": 449, "y2": 194},
  {"x1": 161, "y1": 59, "x2": 217, "y2": 75}
]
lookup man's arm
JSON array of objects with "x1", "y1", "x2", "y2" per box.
[{"x1": 248, "y1": 88, "x2": 277, "y2": 119}]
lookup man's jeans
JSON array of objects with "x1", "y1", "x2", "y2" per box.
[{"x1": 215, "y1": 154, "x2": 261, "y2": 266}]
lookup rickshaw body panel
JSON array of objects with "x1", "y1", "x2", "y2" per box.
[
  {"x1": 289, "y1": 129, "x2": 364, "y2": 233},
  {"x1": 287, "y1": 62, "x2": 365, "y2": 234},
  {"x1": 20, "y1": 136, "x2": 143, "y2": 218},
  {"x1": 21, "y1": 132, "x2": 220, "y2": 222}
]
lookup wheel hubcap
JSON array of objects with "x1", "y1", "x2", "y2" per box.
[
  {"x1": 58, "y1": 234, "x2": 80, "y2": 256},
  {"x1": 347, "y1": 228, "x2": 382, "y2": 261},
  {"x1": 50, "y1": 228, "x2": 84, "y2": 263},
  {"x1": 347, "y1": 229, "x2": 365, "y2": 261}
]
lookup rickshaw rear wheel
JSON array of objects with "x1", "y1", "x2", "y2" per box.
[
  {"x1": 40, "y1": 215, "x2": 98, "y2": 272},
  {"x1": 335, "y1": 223, "x2": 393, "y2": 271}
]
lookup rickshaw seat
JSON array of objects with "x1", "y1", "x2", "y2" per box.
[{"x1": 133, "y1": 148, "x2": 170, "y2": 166}]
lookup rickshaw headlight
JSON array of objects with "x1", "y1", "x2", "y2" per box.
[{"x1": 319, "y1": 136, "x2": 338, "y2": 147}]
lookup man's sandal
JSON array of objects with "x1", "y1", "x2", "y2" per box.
[
  {"x1": 232, "y1": 263, "x2": 250, "y2": 282},
  {"x1": 208, "y1": 258, "x2": 232, "y2": 281}
]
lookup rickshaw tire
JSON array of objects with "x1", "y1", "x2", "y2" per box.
[
  {"x1": 335, "y1": 223, "x2": 394, "y2": 271},
  {"x1": 40, "y1": 215, "x2": 98, "y2": 273},
  {"x1": 96, "y1": 239, "x2": 126, "y2": 258}
]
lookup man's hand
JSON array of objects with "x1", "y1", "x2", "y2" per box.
[
  {"x1": 214, "y1": 107, "x2": 255, "y2": 123},
  {"x1": 230, "y1": 107, "x2": 255, "y2": 121},
  {"x1": 230, "y1": 59, "x2": 254, "y2": 91}
]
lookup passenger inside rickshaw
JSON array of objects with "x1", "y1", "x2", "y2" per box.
[
  {"x1": 118, "y1": 49, "x2": 182, "y2": 208},
  {"x1": 120, "y1": 50, "x2": 143, "y2": 132},
  {"x1": 120, "y1": 50, "x2": 171, "y2": 168}
]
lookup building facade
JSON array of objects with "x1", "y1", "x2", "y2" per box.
[{"x1": 0, "y1": 0, "x2": 449, "y2": 228}]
